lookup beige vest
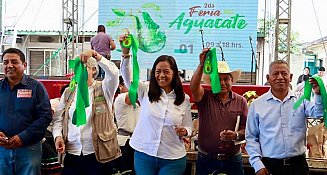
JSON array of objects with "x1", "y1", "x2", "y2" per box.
[{"x1": 62, "y1": 81, "x2": 121, "y2": 163}]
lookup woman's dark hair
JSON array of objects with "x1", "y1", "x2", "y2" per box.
[
  {"x1": 115, "y1": 76, "x2": 124, "y2": 94},
  {"x1": 319, "y1": 67, "x2": 325, "y2": 71},
  {"x1": 304, "y1": 67, "x2": 310, "y2": 72},
  {"x1": 148, "y1": 55, "x2": 185, "y2": 106}
]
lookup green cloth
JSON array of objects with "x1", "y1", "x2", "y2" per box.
[
  {"x1": 204, "y1": 48, "x2": 221, "y2": 94},
  {"x1": 127, "y1": 34, "x2": 140, "y2": 108},
  {"x1": 68, "y1": 57, "x2": 90, "y2": 126},
  {"x1": 293, "y1": 76, "x2": 327, "y2": 126}
]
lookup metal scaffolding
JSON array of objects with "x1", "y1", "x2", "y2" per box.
[
  {"x1": 62, "y1": 0, "x2": 78, "y2": 73},
  {"x1": 274, "y1": 0, "x2": 292, "y2": 63}
]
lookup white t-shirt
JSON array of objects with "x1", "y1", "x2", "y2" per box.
[{"x1": 114, "y1": 92, "x2": 140, "y2": 146}]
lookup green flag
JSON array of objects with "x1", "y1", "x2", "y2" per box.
[
  {"x1": 293, "y1": 76, "x2": 327, "y2": 127},
  {"x1": 203, "y1": 48, "x2": 221, "y2": 94},
  {"x1": 68, "y1": 57, "x2": 89, "y2": 126},
  {"x1": 123, "y1": 34, "x2": 140, "y2": 108}
]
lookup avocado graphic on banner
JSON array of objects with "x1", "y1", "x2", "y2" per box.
[{"x1": 108, "y1": 6, "x2": 166, "y2": 53}]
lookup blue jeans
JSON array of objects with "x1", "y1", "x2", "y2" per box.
[
  {"x1": 134, "y1": 150, "x2": 186, "y2": 175},
  {"x1": 196, "y1": 152, "x2": 244, "y2": 175},
  {"x1": 0, "y1": 142, "x2": 42, "y2": 175}
]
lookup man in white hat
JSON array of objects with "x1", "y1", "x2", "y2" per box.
[{"x1": 190, "y1": 48, "x2": 248, "y2": 175}]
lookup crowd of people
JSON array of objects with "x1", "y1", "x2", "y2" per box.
[{"x1": 0, "y1": 25, "x2": 325, "y2": 175}]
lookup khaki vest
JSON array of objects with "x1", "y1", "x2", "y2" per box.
[{"x1": 62, "y1": 81, "x2": 121, "y2": 163}]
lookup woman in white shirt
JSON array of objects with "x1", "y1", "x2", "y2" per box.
[
  {"x1": 52, "y1": 50, "x2": 119, "y2": 175},
  {"x1": 119, "y1": 34, "x2": 192, "y2": 175}
]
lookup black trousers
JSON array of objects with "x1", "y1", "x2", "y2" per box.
[
  {"x1": 262, "y1": 155, "x2": 308, "y2": 175},
  {"x1": 114, "y1": 139, "x2": 135, "y2": 175},
  {"x1": 62, "y1": 153, "x2": 114, "y2": 175}
]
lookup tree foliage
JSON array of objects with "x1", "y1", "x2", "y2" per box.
[{"x1": 258, "y1": 18, "x2": 301, "y2": 54}]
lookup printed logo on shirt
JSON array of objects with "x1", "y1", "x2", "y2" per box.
[{"x1": 17, "y1": 89, "x2": 32, "y2": 98}]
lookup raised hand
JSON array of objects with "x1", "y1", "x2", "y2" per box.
[
  {"x1": 118, "y1": 29, "x2": 131, "y2": 55},
  {"x1": 309, "y1": 77, "x2": 321, "y2": 95},
  {"x1": 199, "y1": 48, "x2": 210, "y2": 66},
  {"x1": 79, "y1": 50, "x2": 103, "y2": 63}
]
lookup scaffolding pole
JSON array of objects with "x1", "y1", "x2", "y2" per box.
[
  {"x1": 275, "y1": 0, "x2": 292, "y2": 63},
  {"x1": 62, "y1": 0, "x2": 78, "y2": 74}
]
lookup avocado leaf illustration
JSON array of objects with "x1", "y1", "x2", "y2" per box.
[
  {"x1": 141, "y1": 3, "x2": 160, "y2": 12},
  {"x1": 141, "y1": 3, "x2": 162, "y2": 18},
  {"x1": 112, "y1": 9, "x2": 126, "y2": 17},
  {"x1": 107, "y1": 18, "x2": 123, "y2": 27}
]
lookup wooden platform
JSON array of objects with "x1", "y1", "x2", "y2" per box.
[{"x1": 186, "y1": 151, "x2": 327, "y2": 175}]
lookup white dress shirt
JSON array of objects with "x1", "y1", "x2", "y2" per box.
[
  {"x1": 245, "y1": 89, "x2": 324, "y2": 172},
  {"x1": 120, "y1": 58, "x2": 193, "y2": 159},
  {"x1": 52, "y1": 57, "x2": 119, "y2": 156}
]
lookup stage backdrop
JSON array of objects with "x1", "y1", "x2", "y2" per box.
[{"x1": 99, "y1": 0, "x2": 258, "y2": 72}]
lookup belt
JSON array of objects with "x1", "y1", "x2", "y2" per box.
[
  {"x1": 197, "y1": 147, "x2": 241, "y2": 160},
  {"x1": 262, "y1": 154, "x2": 305, "y2": 166},
  {"x1": 99, "y1": 53, "x2": 111, "y2": 60},
  {"x1": 105, "y1": 54, "x2": 111, "y2": 60},
  {"x1": 118, "y1": 129, "x2": 132, "y2": 136}
]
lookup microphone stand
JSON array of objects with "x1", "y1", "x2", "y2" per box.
[
  {"x1": 218, "y1": 45, "x2": 225, "y2": 61},
  {"x1": 199, "y1": 29, "x2": 204, "y2": 49},
  {"x1": 249, "y1": 37, "x2": 255, "y2": 84}
]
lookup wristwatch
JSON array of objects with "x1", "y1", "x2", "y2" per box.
[{"x1": 122, "y1": 53, "x2": 131, "y2": 59}]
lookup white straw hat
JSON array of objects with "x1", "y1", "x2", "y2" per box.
[
  {"x1": 202, "y1": 61, "x2": 241, "y2": 84},
  {"x1": 85, "y1": 57, "x2": 99, "y2": 78}
]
